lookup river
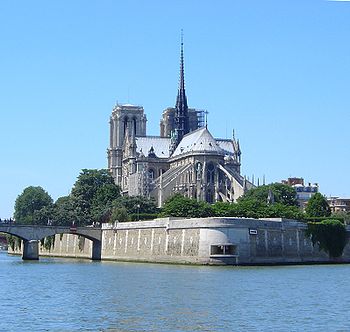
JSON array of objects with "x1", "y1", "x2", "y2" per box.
[{"x1": 1, "y1": 251, "x2": 350, "y2": 331}]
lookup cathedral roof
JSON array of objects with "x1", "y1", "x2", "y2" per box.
[
  {"x1": 216, "y1": 139, "x2": 235, "y2": 156},
  {"x1": 171, "y1": 127, "x2": 224, "y2": 157},
  {"x1": 135, "y1": 136, "x2": 171, "y2": 158}
]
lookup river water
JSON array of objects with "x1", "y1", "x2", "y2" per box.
[{"x1": 1, "y1": 251, "x2": 350, "y2": 332}]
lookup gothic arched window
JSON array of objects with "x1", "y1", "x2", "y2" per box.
[
  {"x1": 148, "y1": 168, "x2": 155, "y2": 180},
  {"x1": 206, "y1": 189, "x2": 214, "y2": 204},
  {"x1": 132, "y1": 117, "x2": 137, "y2": 135},
  {"x1": 195, "y1": 162, "x2": 202, "y2": 181},
  {"x1": 206, "y1": 162, "x2": 215, "y2": 184},
  {"x1": 123, "y1": 117, "x2": 129, "y2": 136}
]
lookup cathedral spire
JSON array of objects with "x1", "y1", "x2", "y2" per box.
[
  {"x1": 179, "y1": 30, "x2": 185, "y2": 92},
  {"x1": 170, "y1": 30, "x2": 189, "y2": 156}
]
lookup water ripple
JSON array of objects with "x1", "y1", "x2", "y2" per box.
[{"x1": 1, "y1": 253, "x2": 350, "y2": 331}]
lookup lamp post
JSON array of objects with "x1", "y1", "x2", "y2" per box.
[{"x1": 136, "y1": 204, "x2": 140, "y2": 221}]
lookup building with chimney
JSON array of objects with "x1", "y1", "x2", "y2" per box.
[
  {"x1": 281, "y1": 177, "x2": 319, "y2": 208},
  {"x1": 107, "y1": 36, "x2": 254, "y2": 206}
]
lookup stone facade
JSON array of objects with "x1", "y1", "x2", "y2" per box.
[
  {"x1": 14, "y1": 217, "x2": 350, "y2": 266},
  {"x1": 39, "y1": 234, "x2": 93, "y2": 259}
]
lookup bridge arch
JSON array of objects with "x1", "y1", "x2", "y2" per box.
[
  {"x1": 0, "y1": 230, "x2": 24, "y2": 257},
  {"x1": 0, "y1": 225, "x2": 102, "y2": 261},
  {"x1": 0, "y1": 229, "x2": 26, "y2": 241}
]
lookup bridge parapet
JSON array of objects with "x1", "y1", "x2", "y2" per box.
[{"x1": 0, "y1": 225, "x2": 102, "y2": 241}]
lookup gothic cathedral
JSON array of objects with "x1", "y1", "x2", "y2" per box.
[{"x1": 107, "y1": 38, "x2": 254, "y2": 206}]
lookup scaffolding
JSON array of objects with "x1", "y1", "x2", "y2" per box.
[{"x1": 195, "y1": 109, "x2": 207, "y2": 128}]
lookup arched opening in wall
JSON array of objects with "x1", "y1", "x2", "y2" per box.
[
  {"x1": 0, "y1": 232, "x2": 23, "y2": 252},
  {"x1": 148, "y1": 168, "x2": 155, "y2": 181},
  {"x1": 195, "y1": 162, "x2": 202, "y2": 181},
  {"x1": 206, "y1": 189, "x2": 214, "y2": 204},
  {"x1": 218, "y1": 169, "x2": 224, "y2": 186},
  {"x1": 132, "y1": 117, "x2": 137, "y2": 135},
  {"x1": 124, "y1": 177, "x2": 128, "y2": 188},
  {"x1": 123, "y1": 117, "x2": 129, "y2": 136},
  {"x1": 206, "y1": 162, "x2": 215, "y2": 184},
  {"x1": 137, "y1": 163, "x2": 145, "y2": 172}
]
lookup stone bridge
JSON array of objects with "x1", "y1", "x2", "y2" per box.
[{"x1": 0, "y1": 224, "x2": 102, "y2": 260}]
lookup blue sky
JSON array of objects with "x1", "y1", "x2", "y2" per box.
[{"x1": 1, "y1": 0, "x2": 350, "y2": 218}]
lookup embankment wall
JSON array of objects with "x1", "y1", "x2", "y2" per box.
[{"x1": 9, "y1": 218, "x2": 350, "y2": 265}]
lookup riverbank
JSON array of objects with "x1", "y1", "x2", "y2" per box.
[{"x1": 8, "y1": 217, "x2": 350, "y2": 265}]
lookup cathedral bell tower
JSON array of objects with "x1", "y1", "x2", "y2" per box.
[
  {"x1": 170, "y1": 32, "x2": 189, "y2": 155},
  {"x1": 108, "y1": 104, "x2": 147, "y2": 185}
]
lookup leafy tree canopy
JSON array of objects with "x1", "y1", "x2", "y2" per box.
[
  {"x1": 111, "y1": 206, "x2": 129, "y2": 223},
  {"x1": 331, "y1": 211, "x2": 350, "y2": 224},
  {"x1": 305, "y1": 193, "x2": 331, "y2": 218},
  {"x1": 114, "y1": 195, "x2": 158, "y2": 215},
  {"x1": 212, "y1": 200, "x2": 303, "y2": 220},
  {"x1": 51, "y1": 196, "x2": 79, "y2": 226},
  {"x1": 91, "y1": 183, "x2": 122, "y2": 224},
  {"x1": 238, "y1": 183, "x2": 298, "y2": 206},
  {"x1": 161, "y1": 194, "x2": 213, "y2": 218},
  {"x1": 14, "y1": 186, "x2": 53, "y2": 225},
  {"x1": 306, "y1": 219, "x2": 347, "y2": 258},
  {"x1": 70, "y1": 169, "x2": 121, "y2": 224}
]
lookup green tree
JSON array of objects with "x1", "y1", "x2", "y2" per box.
[
  {"x1": 51, "y1": 196, "x2": 79, "y2": 226},
  {"x1": 70, "y1": 169, "x2": 120, "y2": 225},
  {"x1": 212, "y1": 199, "x2": 303, "y2": 220},
  {"x1": 161, "y1": 194, "x2": 213, "y2": 218},
  {"x1": 14, "y1": 186, "x2": 53, "y2": 225},
  {"x1": 306, "y1": 219, "x2": 347, "y2": 258},
  {"x1": 331, "y1": 211, "x2": 350, "y2": 225},
  {"x1": 239, "y1": 183, "x2": 298, "y2": 206},
  {"x1": 305, "y1": 193, "x2": 331, "y2": 218},
  {"x1": 263, "y1": 203, "x2": 303, "y2": 220},
  {"x1": 235, "y1": 199, "x2": 268, "y2": 219},
  {"x1": 115, "y1": 195, "x2": 158, "y2": 214},
  {"x1": 91, "y1": 184, "x2": 121, "y2": 223},
  {"x1": 212, "y1": 201, "x2": 239, "y2": 217},
  {"x1": 110, "y1": 206, "x2": 129, "y2": 223}
]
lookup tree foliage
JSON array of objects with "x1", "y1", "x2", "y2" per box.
[
  {"x1": 238, "y1": 183, "x2": 298, "y2": 206},
  {"x1": 70, "y1": 169, "x2": 121, "y2": 225},
  {"x1": 111, "y1": 206, "x2": 129, "y2": 223},
  {"x1": 305, "y1": 193, "x2": 331, "y2": 218},
  {"x1": 306, "y1": 219, "x2": 348, "y2": 258},
  {"x1": 14, "y1": 169, "x2": 161, "y2": 225},
  {"x1": 51, "y1": 196, "x2": 79, "y2": 226},
  {"x1": 212, "y1": 200, "x2": 303, "y2": 220},
  {"x1": 161, "y1": 194, "x2": 213, "y2": 218},
  {"x1": 212, "y1": 183, "x2": 302, "y2": 220},
  {"x1": 331, "y1": 211, "x2": 350, "y2": 225},
  {"x1": 14, "y1": 186, "x2": 53, "y2": 225},
  {"x1": 91, "y1": 184, "x2": 122, "y2": 223},
  {"x1": 114, "y1": 196, "x2": 158, "y2": 214}
]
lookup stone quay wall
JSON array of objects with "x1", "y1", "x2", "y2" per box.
[{"x1": 9, "y1": 217, "x2": 350, "y2": 265}]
